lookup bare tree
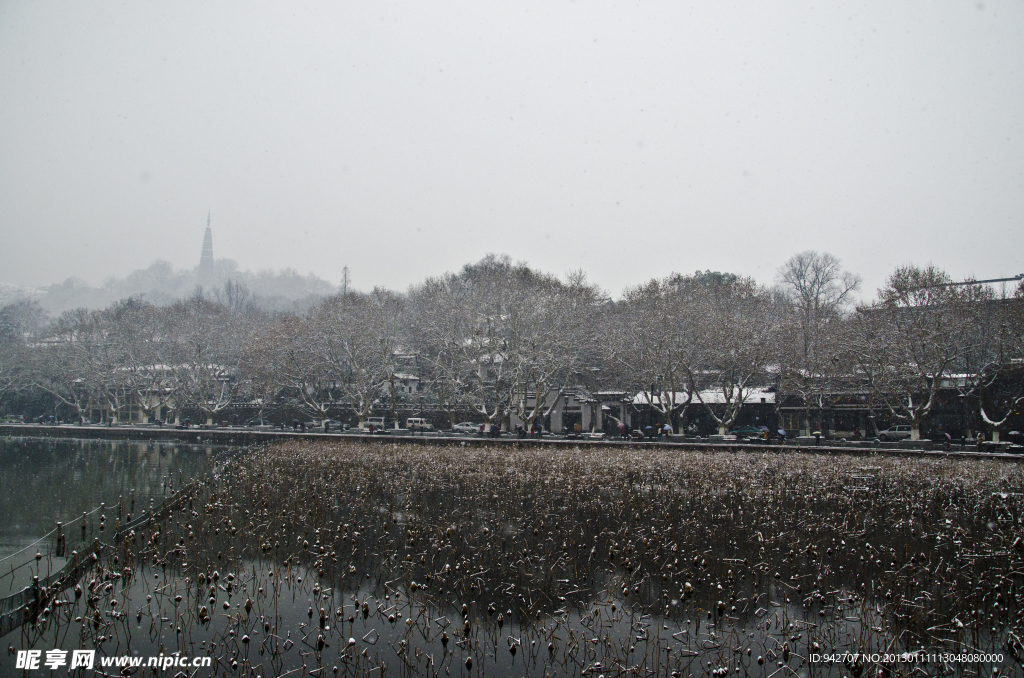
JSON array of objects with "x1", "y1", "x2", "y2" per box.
[
  {"x1": 211, "y1": 279, "x2": 255, "y2": 316},
  {"x1": 854, "y1": 265, "x2": 979, "y2": 440},
  {"x1": 366, "y1": 288, "x2": 407, "y2": 428},
  {"x1": 99, "y1": 298, "x2": 177, "y2": 423},
  {"x1": 165, "y1": 294, "x2": 246, "y2": 425},
  {"x1": 407, "y1": 275, "x2": 476, "y2": 428},
  {"x1": 422, "y1": 257, "x2": 523, "y2": 427},
  {"x1": 610, "y1": 275, "x2": 701, "y2": 430},
  {"x1": 424, "y1": 256, "x2": 603, "y2": 431},
  {"x1": 959, "y1": 284, "x2": 1024, "y2": 440},
  {"x1": 503, "y1": 269, "x2": 603, "y2": 432},
  {"x1": 776, "y1": 251, "x2": 861, "y2": 435},
  {"x1": 31, "y1": 308, "x2": 109, "y2": 421},
  {"x1": 295, "y1": 290, "x2": 403, "y2": 427},
  {"x1": 236, "y1": 316, "x2": 290, "y2": 424},
  {"x1": 239, "y1": 312, "x2": 321, "y2": 422},
  {"x1": 0, "y1": 301, "x2": 44, "y2": 405},
  {"x1": 691, "y1": 274, "x2": 777, "y2": 435},
  {"x1": 326, "y1": 294, "x2": 389, "y2": 426},
  {"x1": 608, "y1": 272, "x2": 776, "y2": 435}
]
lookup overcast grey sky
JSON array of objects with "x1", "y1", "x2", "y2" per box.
[{"x1": 1, "y1": 1, "x2": 1021, "y2": 300}]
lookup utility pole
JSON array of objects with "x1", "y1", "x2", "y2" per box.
[{"x1": 341, "y1": 266, "x2": 349, "y2": 297}]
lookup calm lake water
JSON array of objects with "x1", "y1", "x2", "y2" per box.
[
  {"x1": 0, "y1": 437, "x2": 220, "y2": 550},
  {"x1": 0, "y1": 437, "x2": 222, "y2": 598},
  {"x1": 0, "y1": 437, "x2": 1017, "y2": 677}
]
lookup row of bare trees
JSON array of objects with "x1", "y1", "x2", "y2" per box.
[
  {"x1": 9, "y1": 295, "x2": 257, "y2": 425},
  {"x1": 2, "y1": 254, "x2": 1022, "y2": 437},
  {"x1": 773, "y1": 258, "x2": 1024, "y2": 439},
  {"x1": 851, "y1": 266, "x2": 1024, "y2": 439}
]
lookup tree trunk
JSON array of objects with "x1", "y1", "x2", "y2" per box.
[
  {"x1": 993, "y1": 430, "x2": 1001, "y2": 443},
  {"x1": 910, "y1": 423, "x2": 920, "y2": 441},
  {"x1": 719, "y1": 423, "x2": 728, "y2": 436}
]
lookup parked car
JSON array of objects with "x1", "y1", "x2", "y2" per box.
[
  {"x1": 360, "y1": 417, "x2": 386, "y2": 432},
  {"x1": 877, "y1": 425, "x2": 912, "y2": 441},
  {"x1": 405, "y1": 417, "x2": 434, "y2": 432},
  {"x1": 451, "y1": 422, "x2": 478, "y2": 434}
]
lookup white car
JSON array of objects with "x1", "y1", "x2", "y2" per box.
[
  {"x1": 405, "y1": 417, "x2": 434, "y2": 432},
  {"x1": 451, "y1": 422, "x2": 479, "y2": 434},
  {"x1": 877, "y1": 425, "x2": 912, "y2": 441},
  {"x1": 360, "y1": 417, "x2": 386, "y2": 431}
]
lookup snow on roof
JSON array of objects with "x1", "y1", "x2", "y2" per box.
[
  {"x1": 696, "y1": 387, "x2": 775, "y2": 405},
  {"x1": 632, "y1": 388, "x2": 775, "y2": 406},
  {"x1": 631, "y1": 391, "x2": 693, "y2": 406}
]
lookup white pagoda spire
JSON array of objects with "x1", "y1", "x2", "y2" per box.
[{"x1": 199, "y1": 211, "x2": 214, "y2": 274}]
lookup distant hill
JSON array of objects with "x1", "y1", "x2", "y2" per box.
[
  {"x1": 0, "y1": 283, "x2": 45, "y2": 307},
  {"x1": 1, "y1": 259, "x2": 338, "y2": 316}
]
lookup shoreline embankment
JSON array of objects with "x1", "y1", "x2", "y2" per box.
[{"x1": 1, "y1": 423, "x2": 1021, "y2": 461}]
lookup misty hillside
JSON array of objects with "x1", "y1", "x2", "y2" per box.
[{"x1": 0, "y1": 259, "x2": 338, "y2": 315}]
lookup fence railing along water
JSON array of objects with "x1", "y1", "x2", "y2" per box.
[{"x1": 0, "y1": 484, "x2": 198, "y2": 639}]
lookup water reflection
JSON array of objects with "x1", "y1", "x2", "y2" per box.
[{"x1": 0, "y1": 437, "x2": 221, "y2": 595}]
